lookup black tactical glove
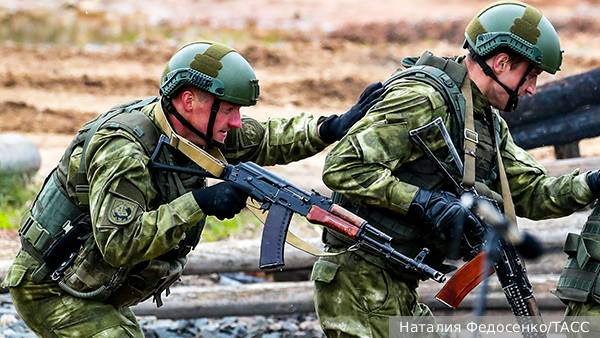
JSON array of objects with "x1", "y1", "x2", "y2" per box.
[
  {"x1": 588, "y1": 169, "x2": 600, "y2": 198},
  {"x1": 408, "y1": 189, "x2": 485, "y2": 260},
  {"x1": 192, "y1": 182, "x2": 252, "y2": 220},
  {"x1": 318, "y1": 82, "x2": 384, "y2": 143}
]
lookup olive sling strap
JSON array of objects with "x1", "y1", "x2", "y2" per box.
[{"x1": 460, "y1": 76, "x2": 518, "y2": 227}]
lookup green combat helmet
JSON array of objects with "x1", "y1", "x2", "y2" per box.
[
  {"x1": 159, "y1": 41, "x2": 260, "y2": 148},
  {"x1": 464, "y1": 0, "x2": 563, "y2": 74},
  {"x1": 160, "y1": 41, "x2": 260, "y2": 106}
]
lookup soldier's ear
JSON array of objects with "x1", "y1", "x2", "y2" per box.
[
  {"x1": 491, "y1": 53, "x2": 511, "y2": 75},
  {"x1": 180, "y1": 90, "x2": 196, "y2": 112}
]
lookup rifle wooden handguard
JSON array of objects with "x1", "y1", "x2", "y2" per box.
[{"x1": 306, "y1": 205, "x2": 361, "y2": 240}]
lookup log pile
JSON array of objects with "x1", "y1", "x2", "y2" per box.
[{"x1": 503, "y1": 67, "x2": 600, "y2": 155}]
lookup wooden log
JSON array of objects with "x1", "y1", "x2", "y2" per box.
[
  {"x1": 184, "y1": 237, "x2": 322, "y2": 275},
  {"x1": 0, "y1": 184, "x2": 593, "y2": 282},
  {"x1": 132, "y1": 281, "x2": 316, "y2": 319},
  {"x1": 503, "y1": 67, "x2": 600, "y2": 127},
  {"x1": 508, "y1": 104, "x2": 600, "y2": 149},
  {"x1": 131, "y1": 275, "x2": 567, "y2": 319},
  {"x1": 183, "y1": 232, "x2": 571, "y2": 277},
  {"x1": 540, "y1": 155, "x2": 600, "y2": 176}
]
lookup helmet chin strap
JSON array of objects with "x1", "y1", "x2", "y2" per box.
[
  {"x1": 162, "y1": 97, "x2": 224, "y2": 149},
  {"x1": 472, "y1": 54, "x2": 533, "y2": 112}
]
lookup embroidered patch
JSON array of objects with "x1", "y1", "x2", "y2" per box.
[{"x1": 108, "y1": 197, "x2": 139, "y2": 225}]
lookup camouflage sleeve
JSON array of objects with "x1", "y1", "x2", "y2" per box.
[
  {"x1": 81, "y1": 129, "x2": 205, "y2": 267},
  {"x1": 496, "y1": 115, "x2": 595, "y2": 220},
  {"x1": 323, "y1": 81, "x2": 449, "y2": 215},
  {"x1": 222, "y1": 112, "x2": 329, "y2": 166}
]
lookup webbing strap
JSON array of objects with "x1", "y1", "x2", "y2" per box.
[
  {"x1": 246, "y1": 199, "x2": 339, "y2": 257},
  {"x1": 461, "y1": 77, "x2": 477, "y2": 188},
  {"x1": 75, "y1": 96, "x2": 159, "y2": 206},
  {"x1": 20, "y1": 236, "x2": 53, "y2": 283},
  {"x1": 156, "y1": 101, "x2": 336, "y2": 258},
  {"x1": 564, "y1": 233, "x2": 600, "y2": 268},
  {"x1": 154, "y1": 101, "x2": 227, "y2": 176},
  {"x1": 492, "y1": 114, "x2": 517, "y2": 227}
]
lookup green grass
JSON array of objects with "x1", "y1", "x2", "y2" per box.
[
  {"x1": 202, "y1": 209, "x2": 262, "y2": 242},
  {"x1": 0, "y1": 173, "x2": 263, "y2": 238},
  {"x1": 0, "y1": 174, "x2": 39, "y2": 229},
  {"x1": 0, "y1": 7, "x2": 291, "y2": 47}
]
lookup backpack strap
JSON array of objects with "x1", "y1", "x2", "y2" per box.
[
  {"x1": 384, "y1": 51, "x2": 467, "y2": 128},
  {"x1": 75, "y1": 96, "x2": 160, "y2": 207}
]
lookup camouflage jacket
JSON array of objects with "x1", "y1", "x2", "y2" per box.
[
  {"x1": 6, "y1": 100, "x2": 329, "y2": 290},
  {"x1": 323, "y1": 69, "x2": 594, "y2": 223}
]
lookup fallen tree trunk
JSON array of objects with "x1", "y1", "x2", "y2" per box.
[
  {"x1": 184, "y1": 237, "x2": 323, "y2": 275},
  {"x1": 131, "y1": 275, "x2": 566, "y2": 319},
  {"x1": 509, "y1": 104, "x2": 600, "y2": 149},
  {"x1": 540, "y1": 155, "x2": 600, "y2": 176},
  {"x1": 503, "y1": 67, "x2": 600, "y2": 128}
]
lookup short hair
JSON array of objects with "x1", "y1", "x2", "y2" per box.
[
  {"x1": 469, "y1": 47, "x2": 527, "y2": 70},
  {"x1": 174, "y1": 85, "x2": 213, "y2": 103}
]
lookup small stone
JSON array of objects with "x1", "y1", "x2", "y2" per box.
[{"x1": 0, "y1": 314, "x2": 17, "y2": 326}]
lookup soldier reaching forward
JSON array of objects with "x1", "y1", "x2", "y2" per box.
[{"x1": 312, "y1": 2, "x2": 600, "y2": 337}]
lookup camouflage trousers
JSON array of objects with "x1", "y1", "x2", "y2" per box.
[
  {"x1": 3, "y1": 252, "x2": 143, "y2": 338},
  {"x1": 564, "y1": 301, "x2": 600, "y2": 338},
  {"x1": 311, "y1": 248, "x2": 439, "y2": 338}
]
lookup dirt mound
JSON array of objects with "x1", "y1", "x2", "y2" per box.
[
  {"x1": 1, "y1": 0, "x2": 600, "y2": 143},
  {"x1": 0, "y1": 100, "x2": 96, "y2": 134}
]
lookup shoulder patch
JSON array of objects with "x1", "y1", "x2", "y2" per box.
[{"x1": 108, "y1": 197, "x2": 139, "y2": 225}]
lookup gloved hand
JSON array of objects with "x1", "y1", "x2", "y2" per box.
[
  {"x1": 318, "y1": 82, "x2": 384, "y2": 143},
  {"x1": 192, "y1": 182, "x2": 252, "y2": 220},
  {"x1": 587, "y1": 169, "x2": 600, "y2": 198},
  {"x1": 408, "y1": 189, "x2": 484, "y2": 259}
]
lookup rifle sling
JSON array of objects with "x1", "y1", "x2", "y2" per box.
[
  {"x1": 154, "y1": 101, "x2": 227, "y2": 177},
  {"x1": 494, "y1": 122, "x2": 518, "y2": 227},
  {"x1": 461, "y1": 76, "x2": 477, "y2": 188},
  {"x1": 460, "y1": 75, "x2": 517, "y2": 227}
]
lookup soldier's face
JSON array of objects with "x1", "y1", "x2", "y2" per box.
[
  {"x1": 489, "y1": 62, "x2": 542, "y2": 110},
  {"x1": 177, "y1": 93, "x2": 242, "y2": 147},
  {"x1": 208, "y1": 100, "x2": 243, "y2": 145}
]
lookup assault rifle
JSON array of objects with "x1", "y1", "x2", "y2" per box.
[
  {"x1": 409, "y1": 118, "x2": 546, "y2": 338},
  {"x1": 148, "y1": 134, "x2": 446, "y2": 283}
]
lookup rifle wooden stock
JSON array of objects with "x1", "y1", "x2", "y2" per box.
[
  {"x1": 435, "y1": 252, "x2": 495, "y2": 309},
  {"x1": 306, "y1": 205, "x2": 361, "y2": 240}
]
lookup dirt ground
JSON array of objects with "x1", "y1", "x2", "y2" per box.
[
  {"x1": 2, "y1": 0, "x2": 600, "y2": 254},
  {"x1": 2, "y1": 0, "x2": 600, "y2": 174}
]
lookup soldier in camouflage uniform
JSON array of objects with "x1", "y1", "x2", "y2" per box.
[
  {"x1": 555, "y1": 175, "x2": 600, "y2": 335},
  {"x1": 1, "y1": 41, "x2": 383, "y2": 338},
  {"x1": 312, "y1": 2, "x2": 600, "y2": 337}
]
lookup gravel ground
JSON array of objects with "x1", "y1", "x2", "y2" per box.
[
  {"x1": 0, "y1": 291, "x2": 325, "y2": 338},
  {"x1": 0, "y1": 272, "x2": 326, "y2": 338}
]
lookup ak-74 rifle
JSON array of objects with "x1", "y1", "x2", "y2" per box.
[
  {"x1": 148, "y1": 134, "x2": 446, "y2": 284},
  {"x1": 409, "y1": 117, "x2": 546, "y2": 338}
]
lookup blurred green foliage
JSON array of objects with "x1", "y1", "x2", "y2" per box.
[
  {"x1": 0, "y1": 174, "x2": 39, "y2": 229},
  {"x1": 202, "y1": 209, "x2": 262, "y2": 242},
  {"x1": 0, "y1": 6, "x2": 290, "y2": 46}
]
